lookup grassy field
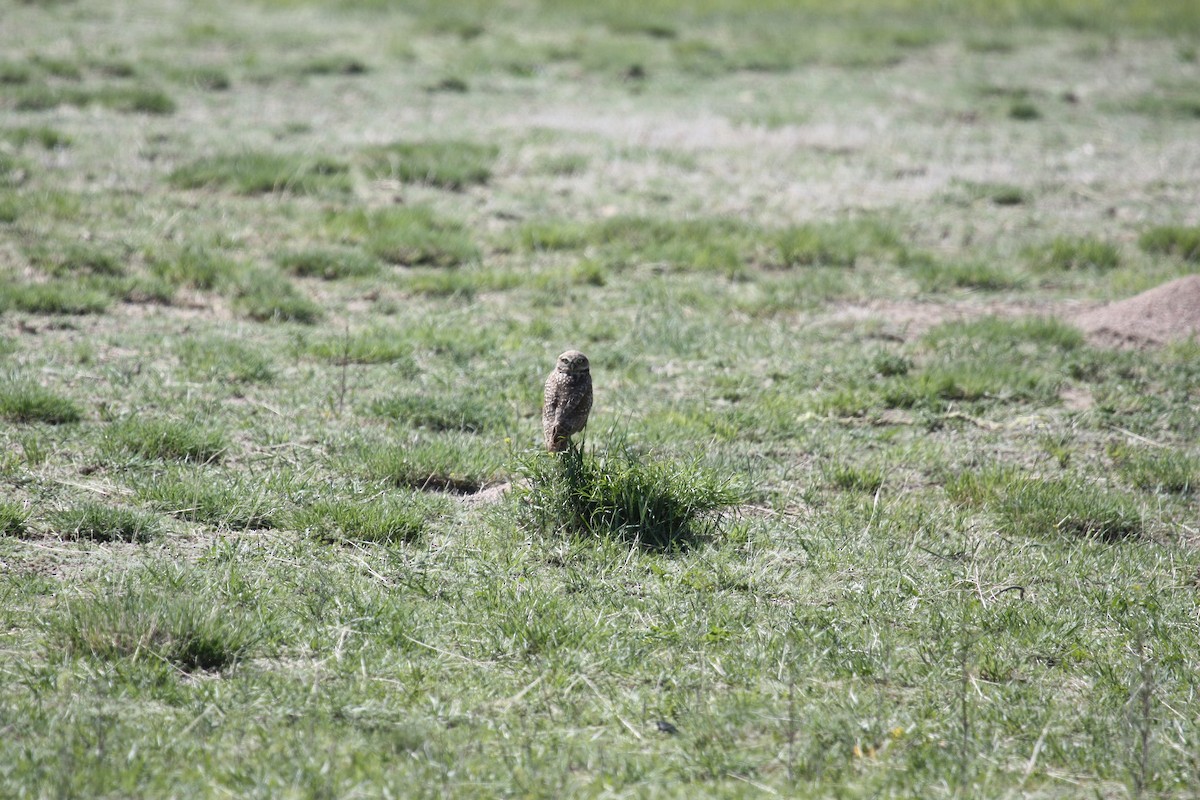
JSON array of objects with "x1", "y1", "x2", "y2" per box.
[{"x1": 2, "y1": 0, "x2": 1200, "y2": 796}]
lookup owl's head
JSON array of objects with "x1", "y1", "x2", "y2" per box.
[{"x1": 556, "y1": 350, "x2": 590, "y2": 374}]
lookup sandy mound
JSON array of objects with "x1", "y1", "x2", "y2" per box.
[{"x1": 1074, "y1": 275, "x2": 1200, "y2": 347}]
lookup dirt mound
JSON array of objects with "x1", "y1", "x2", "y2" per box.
[{"x1": 1074, "y1": 275, "x2": 1200, "y2": 347}]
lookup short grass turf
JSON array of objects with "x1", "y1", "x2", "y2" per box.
[{"x1": 2, "y1": 0, "x2": 1200, "y2": 797}]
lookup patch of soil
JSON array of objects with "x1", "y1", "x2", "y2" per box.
[
  {"x1": 459, "y1": 482, "x2": 513, "y2": 506},
  {"x1": 1074, "y1": 275, "x2": 1200, "y2": 347}
]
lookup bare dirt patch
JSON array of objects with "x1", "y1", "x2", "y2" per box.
[{"x1": 1073, "y1": 275, "x2": 1200, "y2": 347}]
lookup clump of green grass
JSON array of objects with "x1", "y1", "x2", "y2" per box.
[
  {"x1": 11, "y1": 83, "x2": 175, "y2": 114},
  {"x1": 0, "y1": 126, "x2": 71, "y2": 149},
  {"x1": 871, "y1": 351, "x2": 912, "y2": 377},
  {"x1": 511, "y1": 215, "x2": 900, "y2": 273},
  {"x1": 176, "y1": 337, "x2": 275, "y2": 384},
  {"x1": 231, "y1": 267, "x2": 323, "y2": 324},
  {"x1": 95, "y1": 85, "x2": 176, "y2": 114},
  {"x1": 881, "y1": 362, "x2": 1047, "y2": 407},
  {"x1": 513, "y1": 219, "x2": 595, "y2": 252},
  {"x1": 773, "y1": 219, "x2": 898, "y2": 268},
  {"x1": 291, "y1": 492, "x2": 447, "y2": 545},
  {"x1": 0, "y1": 381, "x2": 82, "y2": 424},
  {"x1": 425, "y1": 75, "x2": 470, "y2": 93},
  {"x1": 325, "y1": 206, "x2": 479, "y2": 267},
  {"x1": 174, "y1": 66, "x2": 232, "y2": 91},
  {"x1": 168, "y1": 151, "x2": 352, "y2": 195},
  {"x1": 955, "y1": 181, "x2": 1027, "y2": 206},
  {"x1": 0, "y1": 153, "x2": 29, "y2": 188},
  {"x1": 826, "y1": 462, "x2": 885, "y2": 494},
  {"x1": 360, "y1": 436, "x2": 505, "y2": 494},
  {"x1": 306, "y1": 326, "x2": 417, "y2": 367},
  {"x1": 535, "y1": 152, "x2": 589, "y2": 176},
  {"x1": 298, "y1": 55, "x2": 369, "y2": 76},
  {"x1": 103, "y1": 418, "x2": 227, "y2": 463},
  {"x1": 0, "y1": 502, "x2": 29, "y2": 536},
  {"x1": 275, "y1": 247, "x2": 380, "y2": 280},
  {"x1": 51, "y1": 574, "x2": 260, "y2": 671},
  {"x1": 150, "y1": 245, "x2": 240, "y2": 291},
  {"x1": 944, "y1": 464, "x2": 1024, "y2": 507},
  {"x1": 0, "y1": 193, "x2": 18, "y2": 223},
  {"x1": 871, "y1": 316, "x2": 1080, "y2": 410},
  {"x1": 517, "y1": 444, "x2": 739, "y2": 550},
  {"x1": 30, "y1": 242, "x2": 126, "y2": 277},
  {"x1": 136, "y1": 469, "x2": 277, "y2": 530},
  {"x1": 1030, "y1": 237, "x2": 1121, "y2": 272},
  {"x1": 52, "y1": 503, "x2": 161, "y2": 543},
  {"x1": 0, "y1": 61, "x2": 33, "y2": 84},
  {"x1": 1138, "y1": 225, "x2": 1200, "y2": 262},
  {"x1": 1122, "y1": 88, "x2": 1200, "y2": 119},
  {"x1": 925, "y1": 316, "x2": 1085, "y2": 351},
  {"x1": 903, "y1": 251, "x2": 1022, "y2": 291},
  {"x1": 996, "y1": 476, "x2": 1143, "y2": 541},
  {"x1": 1009, "y1": 100, "x2": 1041, "y2": 120},
  {"x1": 360, "y1": 140, "x2": 498, "y2": 190},
  {"x1": 0, "y1": 280, "x2": 111, "y2": 314},
  {"x1": 1110, "y1": 445, "x2": 1198, "y2": 495},
  {"x1": 369, "y1": 391, "x2": 511, "y2": 434}
]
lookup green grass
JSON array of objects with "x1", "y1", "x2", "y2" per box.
[
  {"x1": 102, "y1": 417, "x2": 228, "y2": 463},
  {"x1": 904, "y1": 252, "x2": 1023, "y2": 291},
  {"x1": 517, "y1": 444, "x2": 740, "y2": 550},
  {"x1": 6, "y1": 83, "x2": 176, "y2": 114},
  {"x1": 0, "y1": 501, "x2": 29, "y2": 536},
  {"x1": 305, "y1": 326, "x2": 418, "y2": 366},
  {"x1": 231, "y1": 267, "x2": 324, "y2": 323},
  {"x1": 149, "y1": 245, "x2": 240, "y2": 291},
  {"x1": 275, "y1": 247, "x2": 380, "y2": 280},
  {"x1": 995, "y1": 476, "x2": 1144, "y2": 541},
  {"x1": 135, "y1": 469, "x2": 278, "y2": 530},
  {"x1": 514, "y1": 215, "x2": 898, "y2": 274},
  {"x1": 0, "y1": 380, "x2": 82, "y2": 424},
  {"x1": 1030, "y1": 236, "x2": 1121, "y2": 272},
  {"x1": 4, "y1": 0, "x2": 1200, "y2": 796},
  {"x1": 168, "y1": 151, "x2": 352, "y2": 195},
  {"x1": 50, "y1": 569, "x2": 262, "y2": 671},
  {"x1": 1110, "y1": 445, "x2": 1199, "y2": 495},
  {"x1": 369, "y1": 390, "x2": 512, "y2": 433},
  {"x1": 360, "y1": 140, "x2": 498, "y2": 189},
  {"x1": 0, "y1": 280, "x2": 112, "y2": 314},
  {"x1": 1138, "y1": 225, "x2": 1200, "y2": 263},
  {"x1": 0, "y1": 125, "x2": 71, "y2": 149},
  {"x1": 52, "y1": 503, "x2": 162, "y2": 543},
  {"x1": 176, "y1": 336, "x2": 276, "y2": 384},
  {"x1": 357, "y1": 435, "x2": 506, "y2": 494},
  {"x1": 291, "y1": 492, "x2": 447, "y2": 544},
  {"x1": 325, "y1": 206, "x2": 479, "y2": 267}
]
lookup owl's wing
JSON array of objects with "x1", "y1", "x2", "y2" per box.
[{"x1": 543, "y1": 379, "x2": 562, "y2": 419}]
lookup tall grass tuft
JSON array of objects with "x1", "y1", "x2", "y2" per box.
[
  {"x1": 53, "y1": 503, "x2": 161, "y2": 543},
  {"x1": 1138, "y1": 225, "x2": 1200, "y2": 263},
  {"x1": 516, "y1": 443, "x2": 739, "y2": 550},
  {"x1": 360, "y1": 140, "x2": 498, "y2": 190},
  {"x1": 51, "y1": 575, "x2": 260, "y2": 671},
  {"x1": 291, "y1": 493, "x2": 447, "y2": 545},
  {"x1": 0, "y1": 501, "x2": 29, "y2": 536},
  {"x1": 103, "y1": 417, "x2": 227, "y2": 463},
  {"x1": 0, "y1": 380, "x2": 82, "y2": 424},
  {"x1": 995, "y1": 476, "x2": 1143, "y2": 541}
]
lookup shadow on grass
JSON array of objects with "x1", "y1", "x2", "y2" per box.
[{"x1": 515, "y1": 442, "x2": 738, "y2": 552}]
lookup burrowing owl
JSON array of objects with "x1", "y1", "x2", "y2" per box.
[{"x1": 542, "y1": 350, "x2": 592, "y2": 452}]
